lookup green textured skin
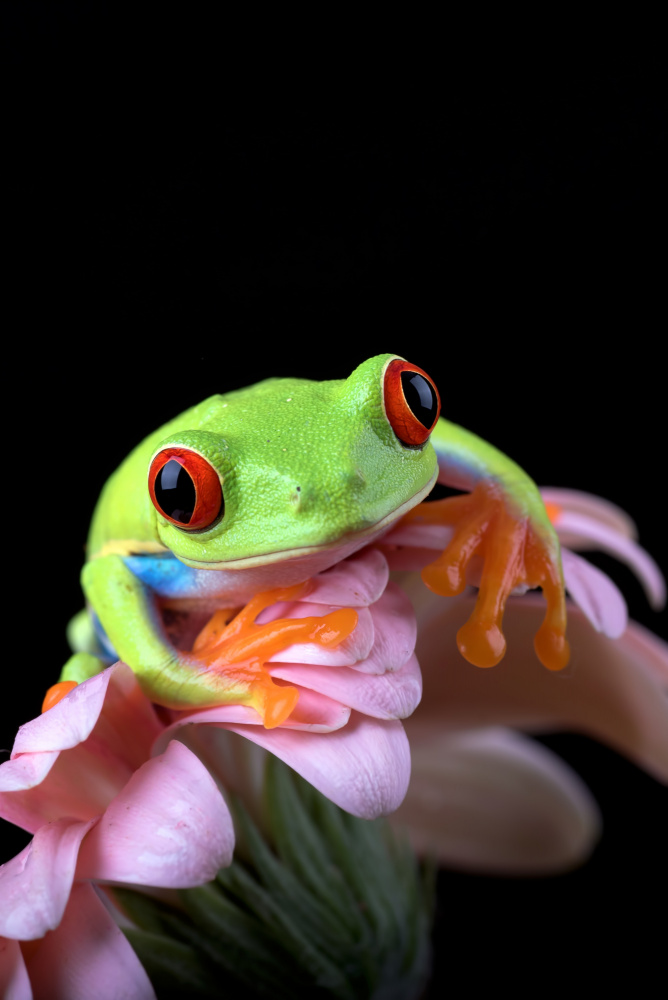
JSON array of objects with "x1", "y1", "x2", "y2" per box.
[
  {"x1": 429, "y1": 418, "x2": 557, "y2": 556},
  {"x1": 63, "y1": 353, "x2": 559, "y2": 707},
  {"x1": 87, "y1": 355, "x2": 437, "y2": 563}
]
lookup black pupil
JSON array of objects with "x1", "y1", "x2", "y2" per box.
[
  {"x1": 401, "y1": 372, "x2": 438, "y2": 428},
  {"x1": 155, "y1": 460, "x2": 196, "y2": 524}
]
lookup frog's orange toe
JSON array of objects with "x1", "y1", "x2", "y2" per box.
[
  {"x1": 42, "y1": 680, "x2": 78, "y2": 713},
  {"x1": 190, "y1": 584, "x2": 359, "y2": 728},
  {"x1": 422, "y1": 555, "x2": 467, "y2": 597},
  {"x1": 419, "y1": 503, "x2": 491, "y2": 598},
  {"x1": 534, "y1": 625, "x2": 571, "y2": 672},
  {"x1": 307, "y1": 607, "x2": 359, "y2": 645},
  {"x1": 260, "y1": 683, "x2": 300, "y2": 729},
  {"x1": 456, "y1": 620, "x2": 506, "y2": 668},
  {"x1": 527, "y1": 547, "x2": 570, "y2": 671}
]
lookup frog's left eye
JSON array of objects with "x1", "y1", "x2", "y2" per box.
[
  {"x1": 383, "y1": 359, "x2": 441, "y2": 445},
  {"x1": 148, "y1": 448, "x2": 223, "y2": 530}
]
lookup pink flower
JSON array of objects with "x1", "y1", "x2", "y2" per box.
[
  {"x1": 0, "y1": 664, "x2": 233, "y2": 999},
  {"x1": 541, "y1": 486, "x2": 666, "y2": 619},
  {"x1": 382, "y1": 488, "x2": 668, "y2": 874},
  {"x1": 156, "y1": 547, "x2": 420, "y2": 819},
  {"x1": 2, "y1": 484, "x2": 665, "y2": 995},
  {"x1": 0, "y1": 548, "x2": 420, "y2": 995},
  {"x1": 1, "y1": 883, "x2": 155, "y2": 999}
]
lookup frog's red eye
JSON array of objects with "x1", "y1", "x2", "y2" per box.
[
  {"x1": 383, "y1": 359, "x2": 441, "y2": 445},
  {"x1": 148, "y1": 448, "x2": 223, "y2": 530}
]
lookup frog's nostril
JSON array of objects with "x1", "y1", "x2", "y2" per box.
[
  {"x1": 290, "y1": 485, "x2": 304, "y2": 507},
  {"x1": 341, "y1": 467, "x2": 366, "y2": 490}
]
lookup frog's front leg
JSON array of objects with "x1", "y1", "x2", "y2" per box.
[
  {"x1": 407, "y1": 417, "x2": 569, "y2": 671},
  {"x1": 50, "y1": 555, "x2": 357, "y2": 729}
]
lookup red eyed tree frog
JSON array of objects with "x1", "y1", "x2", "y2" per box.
[{"x1": 47, "y1": 355, "x2": 569, "y2": 727}]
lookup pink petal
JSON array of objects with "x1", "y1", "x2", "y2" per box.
[
  {"x1": 554, "y1": 511, "x2": 666, "y2": 610},
  {"x1": 304, "y1": 547, "x2": 390, "y2": 606},
  {"x1": 165, "y1": 704, "x2": 269, "y2": 726},
  {"x1": 360, "y1": 583, "x2": 417, "y2": 673},
  {"x1": 391, "y1": 726, "x2": 600, "y2": 875},
  {"x1": 160, "y1": 685, "x2": 351, "y2": 734},
  {"x1": 378, "y1": 521, "x2": 453, "y2": 571},
  {"x1": 12, "y1": 663, "x2": 162, "y2": 764},
  {"x1": 25, "y1": 882, "x2": 156, "y2": 1000},
  {"x1": 0, "y1": 938, "x2": 32, "y2": 999},
  {"x1": 0, "y1": 818, "x2": 96, "y2": 940},
  {"x1": 0, "y1": 665, "x2": 165, "y2": 834},
  {"x1": 379, "y1": 546, "x2": 440, "y2": 572},
  {"x1": 0, "y1": 744, "x2": 130, "y2": 835},
  {"x1": 260, "y1": 569, "x2": 413, "y2": 674},
  {"x1": 270, "y1": 653, "x2": 422, "y2": 720},
  {"x1": 330, "y1": 583, "x2": 417, "y2": 676},
  {"x1": 623, "y1": 618, "x2": 668, "y2": 683},
  {"x1": 0, "y1": 752, "x2": 60, "y2": 799},
  {"x1": 378, "y1": 521, "x2": 452, "y2": 550},
  {"x1": 167, "y1": 726, "x2": 268, "y2": 817},
  {"x1": 561, "y1": 548, "x2": 628, "y2": 638},
  {"x1": 270, "y1": 688, "x2": 351, "y2": 731},
  {"x1": 75, "y1": 662, "x2": 165, "y2": 767},
  {"x1": 540, "y1": 487, "x2": 638, "y2": 540},
  {"x1": 412, "y1": 592, "x2": 668, "y2": 783},
  {"x1": 11, "y1": 669, "x2": 114, "y2": 758},
  {"x1": 75, "y1": 740, "x2": 234, "y2": 887},
  {"x1": 217, "y1": 712, "x2": 411, "y2": 819}
]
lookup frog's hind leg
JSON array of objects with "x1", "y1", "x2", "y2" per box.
[
  {"x1": 66, "y1": 607, "x2": 100, "y2": 656},
  {"x1": 67, "y1": 607, "x2": 117, "y2": 662}
]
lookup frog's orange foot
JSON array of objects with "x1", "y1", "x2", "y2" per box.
[
  {"x1": 191, "y1": 582, "x2": 359, "y2": 728},
  {"x1": 407, "y1": 482, "x2": 570, "y2": 671},
  {"x1": 42, "y1": 680, "x2": 78, "y2": 713}
]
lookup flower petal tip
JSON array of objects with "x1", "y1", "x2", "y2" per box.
[
  {"x1": 562, "y1": 549, "x2": 628, "y2": 639},
  {"x1": 391, "y1": 727, "x2": 601, "y2": 876}
]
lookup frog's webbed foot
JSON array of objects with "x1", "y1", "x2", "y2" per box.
[
  {"x1": 176, "y1": 582, "x2": 358, "y2": 729},
  {"x1": 406, "y1": 481, "x2": 570, "y2": 671}
]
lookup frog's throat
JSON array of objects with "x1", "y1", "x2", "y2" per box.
[{"x1": 178, "y1": 471, "x2": 437, "y2": 571}]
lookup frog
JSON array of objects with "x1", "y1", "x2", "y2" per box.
[{"x1": 46, "y1": 354, "x2": 569, "y2": 728}]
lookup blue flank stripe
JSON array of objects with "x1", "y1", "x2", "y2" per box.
[
  {"x1": 123, "y1": 553, "x2": 198, "y2": 597},
  {"x1": 122, "y1": 553, "x2": 231, "y2": 599},
  {"x1": 93, "y1": 554, "x2": 231, "y2": 661}
]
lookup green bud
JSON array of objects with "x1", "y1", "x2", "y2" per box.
[{"x1": 115, "y1": 757, "x2": 434, "y2": 999}]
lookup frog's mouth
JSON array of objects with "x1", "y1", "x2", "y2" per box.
[{"x1": 178, "y1": 471, "x2": 438, "y2": 571}]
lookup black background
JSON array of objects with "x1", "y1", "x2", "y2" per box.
[{"x1": 2, "y1": 6, "x2": 665, "y2": 993}]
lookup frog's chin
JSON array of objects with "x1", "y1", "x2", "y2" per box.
[{"x1": 177, "y1": 473, "x2": 437, "y2": 575}]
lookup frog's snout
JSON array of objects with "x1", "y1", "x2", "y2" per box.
[{"x1": 287, "y1": 465, "x2": 365, "y2": 507}]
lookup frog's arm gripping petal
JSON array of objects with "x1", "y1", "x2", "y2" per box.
[
  {"x1": 407, "y1": 417, "x2": 569, "y2": 671},
  {"x1": 48, "y1": 555, "x2": 357, "y2": 729}
]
